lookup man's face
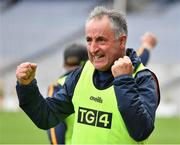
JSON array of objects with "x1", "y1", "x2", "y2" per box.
[{"x1": 85, "y1": 16, "x2": 126, "y2": 71}]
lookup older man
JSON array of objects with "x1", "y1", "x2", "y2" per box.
[{"x1": 16, "y1": 6, "x2": 160, "y2": 144}]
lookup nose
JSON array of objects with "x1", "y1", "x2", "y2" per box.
[{"x1": 89, "y1": 41, "x2": 99, "y2": 54}]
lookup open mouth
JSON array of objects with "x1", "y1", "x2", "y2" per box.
[{"x1": 94, "y1": 55, "x2": 105, "y2": 61}]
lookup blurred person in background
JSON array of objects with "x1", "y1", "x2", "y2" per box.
[
  {"x1": 47, "y1": 43, "x2": 88, "y2": 144},
  {"x1": 137, "y1": 32, "x2": 157, "y2": 66},
  {"x1": 16, "y1": 6, "x2": 160, "y2": 144}
]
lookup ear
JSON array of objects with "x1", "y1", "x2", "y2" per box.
[{"x1": 119, "y1": 35, "x2": 127, "y2": 49}]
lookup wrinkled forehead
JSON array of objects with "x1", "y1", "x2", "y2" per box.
[{"x1": 85, "y1": 16, "x2": 115, "y2": 37}]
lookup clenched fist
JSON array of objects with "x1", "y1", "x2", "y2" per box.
[
  {"x1": 111, "y1": 56, "x2": 134, "y2": 78},
  {"x1": 16, "y1": 62, "x2": 37, "y2": 85},
  {"x1": 141, "y1": 32, "x2": 157, "y2": 49}
]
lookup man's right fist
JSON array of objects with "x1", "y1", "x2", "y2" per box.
[{"x1": 16, "y1": 62, "x2": 37, "y2": 85}]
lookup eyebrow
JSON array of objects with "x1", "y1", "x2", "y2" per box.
[
  {"x1": 86, "y1": 35, "x2": 107, "y2": 41},
  {"x1": 96, "y1": 36, "x2": 107, "y2": 41}
]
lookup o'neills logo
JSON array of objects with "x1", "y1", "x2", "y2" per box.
[{"x1": 90, "y1": 96, "x2": 103, "y2": 103}]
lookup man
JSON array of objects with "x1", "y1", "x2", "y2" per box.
[
  {"x1": 47, "y1": 43, "x2": 88, "y2": 144},
  {"x1": 48, "y1": 38, "x2": 157, "y2": 145},
  {"x1": 16, "y1": 6, "x2": 160, "y2": 144}
]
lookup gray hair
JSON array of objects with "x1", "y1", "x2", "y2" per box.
[{"x1": 86, "y1": 6, "x2": 128, "y2": 39}]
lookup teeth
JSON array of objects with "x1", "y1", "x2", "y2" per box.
[{"x1": 94, "y1": 56, "x2": 101, "y2": 60}]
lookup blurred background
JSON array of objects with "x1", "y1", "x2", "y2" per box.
[{"x1": 0, "y1": 0, "x2": 179, "y2": 144}]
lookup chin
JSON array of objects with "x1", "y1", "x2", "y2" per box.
[
  {"x1": 94, "y1": 65, "x2": 109, "y2": 71},
  {"x1": 91, "y1": 60, "x2": 109, "y2": 71}
]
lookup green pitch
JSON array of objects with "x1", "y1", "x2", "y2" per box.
[
  {"x1": 0, "y1": 111, "x2": 49, "y2": 144},
  {"x1": 0, "y1": 111, "x2": 180, "y2": 144},
  {"x1": 148, "y1": 116, "x2": 180, "y2": 144}
]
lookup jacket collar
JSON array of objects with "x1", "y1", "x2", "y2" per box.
[{"x1": 126, "y1": 48, "x2": 141, "y2": 72}]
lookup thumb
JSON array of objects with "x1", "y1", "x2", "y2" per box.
[{"x1": 30, "y1": 63, "x2": 37, "y2": 70}]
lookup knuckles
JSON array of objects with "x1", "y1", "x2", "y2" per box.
[{"x1": 111, "y1": 56, "x2": 134, "y2": 77}]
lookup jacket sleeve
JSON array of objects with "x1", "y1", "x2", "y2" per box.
[
  {"x1": 113, "y1": 69, "x2": 160, "y2": 141},
  {"x1": 16, "y1": 67, "x2": 82, "y2": 130},
  {"x1": 139, "y1": 48, "x2": 150, "y2": 66}
]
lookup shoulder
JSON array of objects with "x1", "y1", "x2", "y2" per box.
[
  {"x1": 62, "y1": 66, "x2": 84, "y2": 98},
  {"x1": 65, "y1": 66, "x2": 84, "y2": 83}
]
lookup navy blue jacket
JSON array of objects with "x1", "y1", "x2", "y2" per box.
[{"x1": 16, "y1": 48, "x2": 160, "y2": 141}]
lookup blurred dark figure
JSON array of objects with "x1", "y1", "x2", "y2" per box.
[{"x1": 47, "y1": 43, "x2": 88, "y2": 144}]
